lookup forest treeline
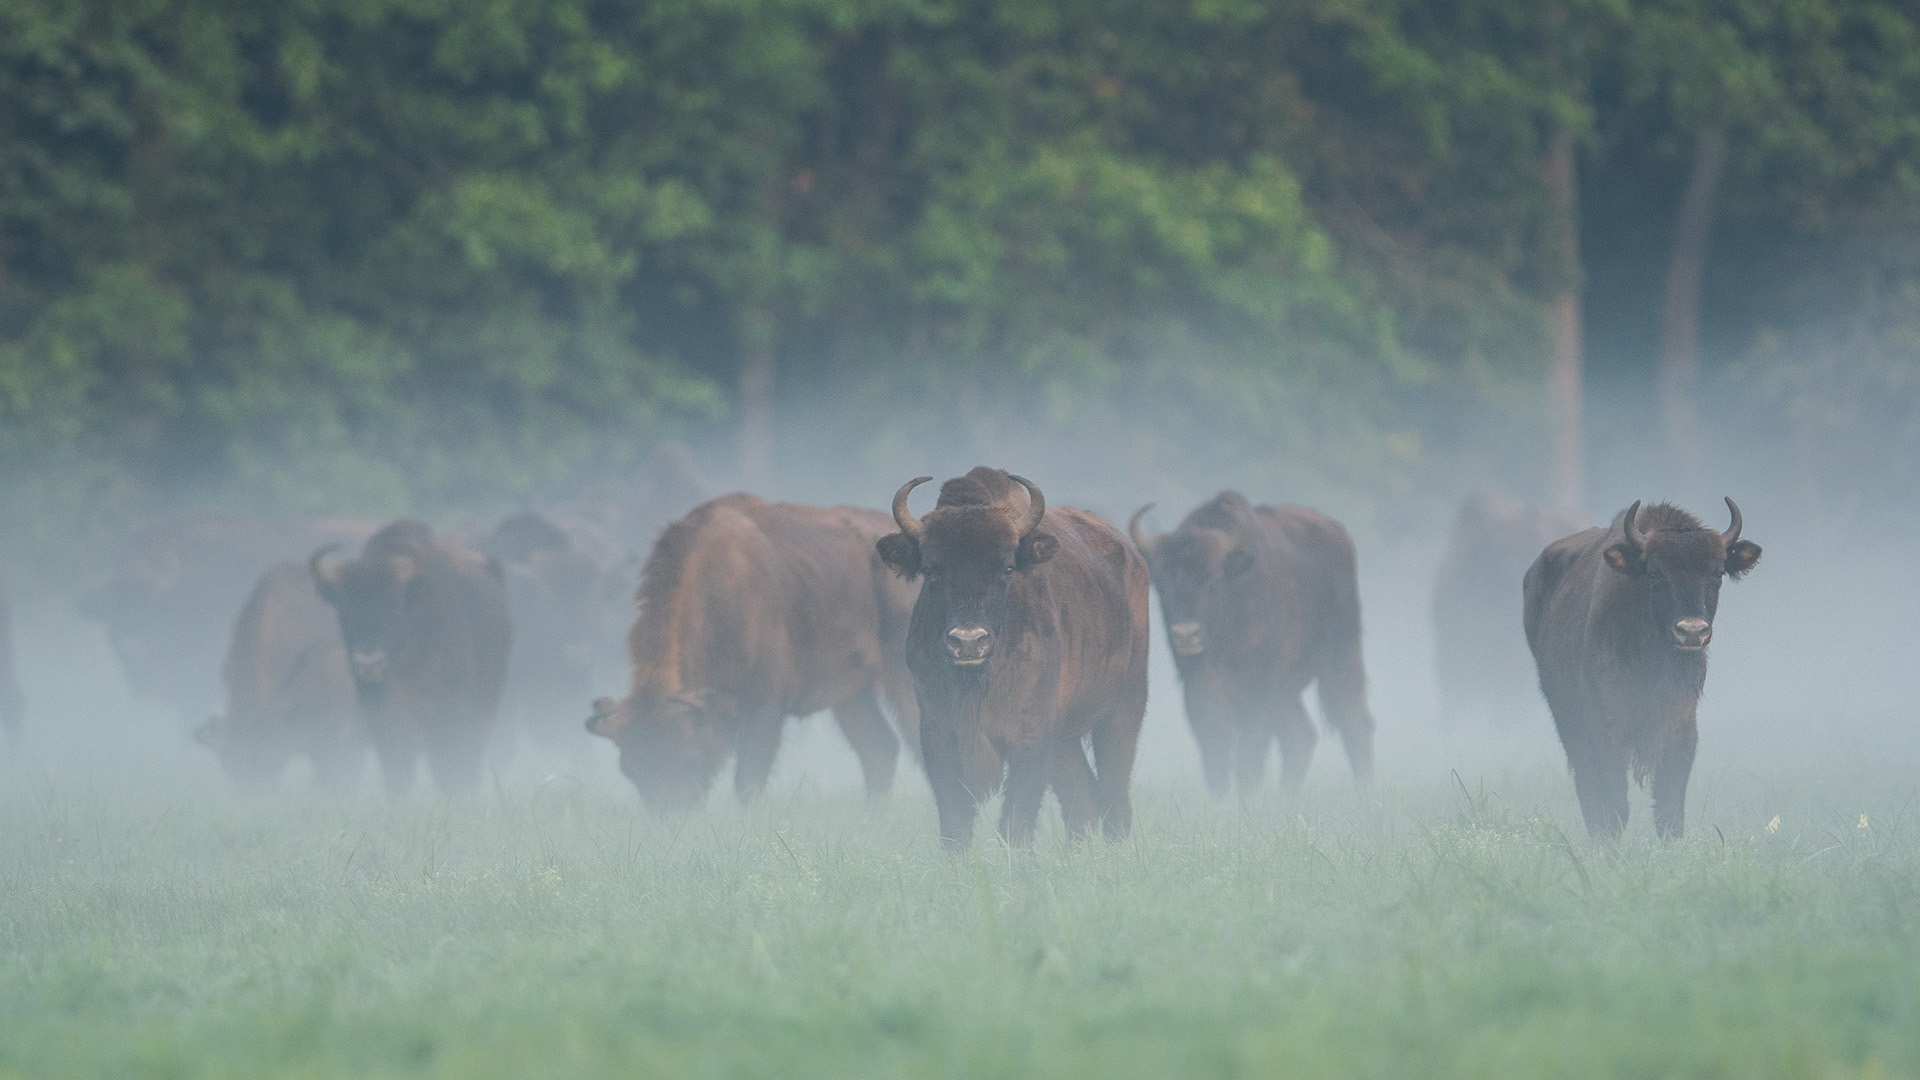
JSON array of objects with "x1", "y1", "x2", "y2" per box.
[{"x1": 3, "y1": 0, "x2": 1919, "y2": 558}]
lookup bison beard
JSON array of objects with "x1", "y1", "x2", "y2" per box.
[
  {"x1": 1130, "y1": 491, "x2": 1376, "y2": 797},
  {"x1": 585, "y1": 495, "x2": 919, "y2": 814},
  {"x1": 879, "y1": 467, "x2": 1150, "y2": 849},
  {"x1": 311, "y1": 521, "x2": 513, "y2": 795},
  {"x1": 1524, "y1": 498, "x2": 1762, "y2": 838}
]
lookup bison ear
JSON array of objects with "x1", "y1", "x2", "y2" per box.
[
  {"x1": 586, "y1": 697, "x2": 629, "y2": 740},
  {"x1": 876, "y1": 533, "x2": 922, "y2": 579},
  {"x1": 1016, "y1": 531, "x2": 1058, "y2": 570},
  {"x1": 1223, "y1": 548, "x2": 1255, "y2": 579},
  {"x1": 1603, "y1": 543, "x2": 1642, "y2": 576},
  {"x1": 1724, "y1": 539, "x2": 1761, "y2": 579}
]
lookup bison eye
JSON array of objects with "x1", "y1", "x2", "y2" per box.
[{"x1": 1001, "y1": 566, "x2": 1015, "y2": 577}]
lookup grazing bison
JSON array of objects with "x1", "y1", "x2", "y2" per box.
[
  {"x1": 0, "y1": 570, "x2": 21, "y2": 747},
  {"x1": 587, "y1": 495, "x2": 920, "y2": 813},
  {"x1": 479, "y1": 511, "x2": 633, "y2": 751},
  {"x1": 1432, "y1": 493, "x2": 1589, "y2": 730},
  {"x1": 195, "y1": 564, "x2": 362, "y2": 791},
  {"x1": 80, "y1": 515, "x2": 374, "y2": 722},
  {"x1": 1130, "y1": 492, "x2": 1375, "y2": 797},
  {"x1": 1523, "y1": 499, "x2": 1761, "y2": 838},
  {"x1": 311, "y1": 521, "x2": 513, "y2": 794},
  {"x1": 879, "y1": 468, "x2": 1149, "y2": 848}
]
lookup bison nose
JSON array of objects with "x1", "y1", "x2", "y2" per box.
[
  {"x1": 1671, "y1": 618, "x2": 1711, "y2": 649},
  {"x1": 1169, "y1": 620, "x2": 1206, "y2": 656},
  {"x1": 350, "y1": 649, "x2": 388, "y2": 683},
  {"x1": 945, "y1": 626, "x2": 992, "y2": 665}
]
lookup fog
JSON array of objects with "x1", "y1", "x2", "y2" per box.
[{"x1": 4, "y1": 384, "x2": 1914, "y2": 822}]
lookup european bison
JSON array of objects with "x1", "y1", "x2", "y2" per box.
[
  {"x1": 479, "y1": 511, "x2": 632, "y2": 752},
  {"x1": 0, "y1": 570, "x2": 21, "y2": 747},
  {"x1": 1432, "y1": 493, "x2": 1589, "y2": 730},
  {"x1": 1130, "y1": 491, "x2": 1375, "y2": 797},
  {"x1": 1523, "y1": 498, "x2": 1761, "y2": 838},
  {"x1": 587, "y1": 495, "x2": 920, "y2": 813},
  {"x1": 879, "y1": 468, "x2": 1149, "y2": 848},
  {"x1": 80, "y1": 515, "x2": 373, "y2": 722},
  {"x1": 196, "y1": 564, "x2": 362, "y2": 791},
  {"x1": 311, "y1": 521, "x2": 513, "y2": 794}
]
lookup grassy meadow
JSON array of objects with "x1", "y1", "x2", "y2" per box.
[{"x1": 1, "y1": 751, "x2": 1916, "y2": 1080}]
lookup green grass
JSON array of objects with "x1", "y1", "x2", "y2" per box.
[{"x1": 2, "y1": 764, "x2": 1916, "y2": 1079}]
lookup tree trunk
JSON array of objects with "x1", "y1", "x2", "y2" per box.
[
  {"x1": 1544, "y1": 126, "x2": 1585, "y2": 513},
  {"x1": 738, "y1": 305, "x2": 776, "y2": 492},
  {"x1": 1659, "y1": 126, "x2": 1728, "y2": 488}
]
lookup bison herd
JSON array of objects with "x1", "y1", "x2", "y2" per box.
[{"x1": 9, "y1": 450, "x2": 1765, "y2": 844}]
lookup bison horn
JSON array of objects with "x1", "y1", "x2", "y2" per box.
[
  {"x1": 1621, "y1": 500, "x2": 1647, "y2": 552},
  {"x1": 891, "y1": 476, "x2": 932, "y2": 540},
  {"x1": 1128, "y1": 503, "x2": 1161, "y2": 555},
  {"x1": 1008, "y1": 474, "x2": 1046, "y2": 538},
  {"x1": 1721, "y1": 497, "x2": 1742, "y2": 544},
  {"x1": 309, "y1": 544, "x2": 345, "y2": 593}
]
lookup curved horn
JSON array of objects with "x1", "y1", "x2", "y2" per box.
[
  {"x1": 1620, "y1": 500, "x2": 1646, "y2": 552},
  {"x1": 1721, "y1": 497, "x2": 1742, "y2": 544},
  {"x1": 1007, "y1": 474, "x2": 1046, "y2": 538},
  {"x1": 891, "y1": 476, "x2": 933, "y2": 540},
  {"x1": 1128, "y1": 503, "x2": 1161, "y2": 555},
  {"x1": 309, "y1": 544, "x2": 345, "y2": 591}
]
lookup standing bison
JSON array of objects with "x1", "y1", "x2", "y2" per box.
[
  {"x1": 1432, "y1": 493, "x2": 1589, "y2": 730},
  {"x1": 1524, "y1": 499, "x2": 1761, "y2": 838},
  {"x1": 880, "y1": 468, "x2": 1150, "y2": 848},
  {"x1": 311, "y1": 521, "x2": 513, "y2": 795},
  {"x1": 196, "y1": 564, "x2": 363, "y2": 791},
  {"x1": 1130, "y1": 492, "x2": 1375, "y2": 797},
  {"x1": 587, "y1": 495, "x2": 919, "y2": 813}
]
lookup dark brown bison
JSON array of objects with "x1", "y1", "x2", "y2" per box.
[
  {"x1": 478, "y1": 511, "x2": 633, "y2": 751},
  {"x1": 80, "y1": 515, "x2": 374, "y2": 722},
  {"x1": 195, "y1": 564, "x2": 363, "y2": 791},
  {"x1": 586, "y1": 495, "x2": 920, "y2": 813},
  {"x1": 1523, "y1": 499, "x2": 1762, "y2": 838},
  {"x1": 0, "y1": 570, "x2": 22, "y2": 747},
  {"x1": 1432, "y1": 493, "x2": 1589, "y2": 730},
  {"x1": 1130, "y1": 491, "x2": 1375, "y2": 797},
  {"x1": 310, "y1": 521, "x2": 513, "y2": 794},
  {"x1": 879, "y1": 468, "x2": 1150, "y2": 848}
]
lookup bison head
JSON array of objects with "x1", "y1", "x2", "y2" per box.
[
  {"x1": 1603, "y1": 498, "x2": 1762, "y2": 651},
  {"x1": 310, "y1": 543, "x2": 420, "y2": 692},
  {"x1": 1130, "y1": 494, "x2": 1257, "y2": 661},
  {"x1": 877, "y1": 469, "x2": 1055, "y2": 668},
  {"x1": 586, "y1": 690, "x2": 731, "y2": 813}
]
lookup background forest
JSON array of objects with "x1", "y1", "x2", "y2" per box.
[{"x1": 4, "y1": 0, "x2": 1919, "y2": 566}]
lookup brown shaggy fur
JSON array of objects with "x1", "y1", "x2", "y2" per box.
[
  {"x1": 1136, "y1": 491, "x2": 1375, "y2": 797},
  {"x1": 879, "y1": 467, "x2": 1150, "y2": 848},
  {"x1": 198, "y1": 564, "x2": 362, "y2": 791},
  {"x1": 589, "y1": 495, "x2": 920, "y2": 813},
  {"x1": 1524, "y1": 500, "x2": 1762, "y2": 838}
]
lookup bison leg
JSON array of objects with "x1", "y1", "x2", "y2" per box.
[
  {"x1": 1316, "y1": 639, "x2": 1377, "y2": 787},
  {"x1": 733, "y1": 716, "x2": 785, "y2": 802},
  {"x1": 1571, "y1": 739, "x2": 1630, "y2": 839},
  {"x1": 1651, "y1": 724, "x2": 1698, "y2": 840},
  {"x1": 998, "y1": 744, "x2": 1053, "y2": 847},
  {"x1": 1186, "y1": 707, "x2": 1234, "y2": 799},
  {"x1": 831, "y1": 691, "x2": 900, "y2": 799},
  {"x1": 1234, "y1": 713, "x2": 1275, "y2": 797},
  {"x1": 1090, "y1": 715, "x2": 1143, "y2": 841},
  {"x1": 1274, "y1": 695, "x2": 1318, "y2": 798},
  {"x1": 367, "y1": 721, "x2": 421, "y2": 797},
  {"x1": 921, "y1": 723, "x2": 980, "y2": 850},
  {"x1": 1050, "y1": 735, "x2": 1099, "y2": 841}
]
